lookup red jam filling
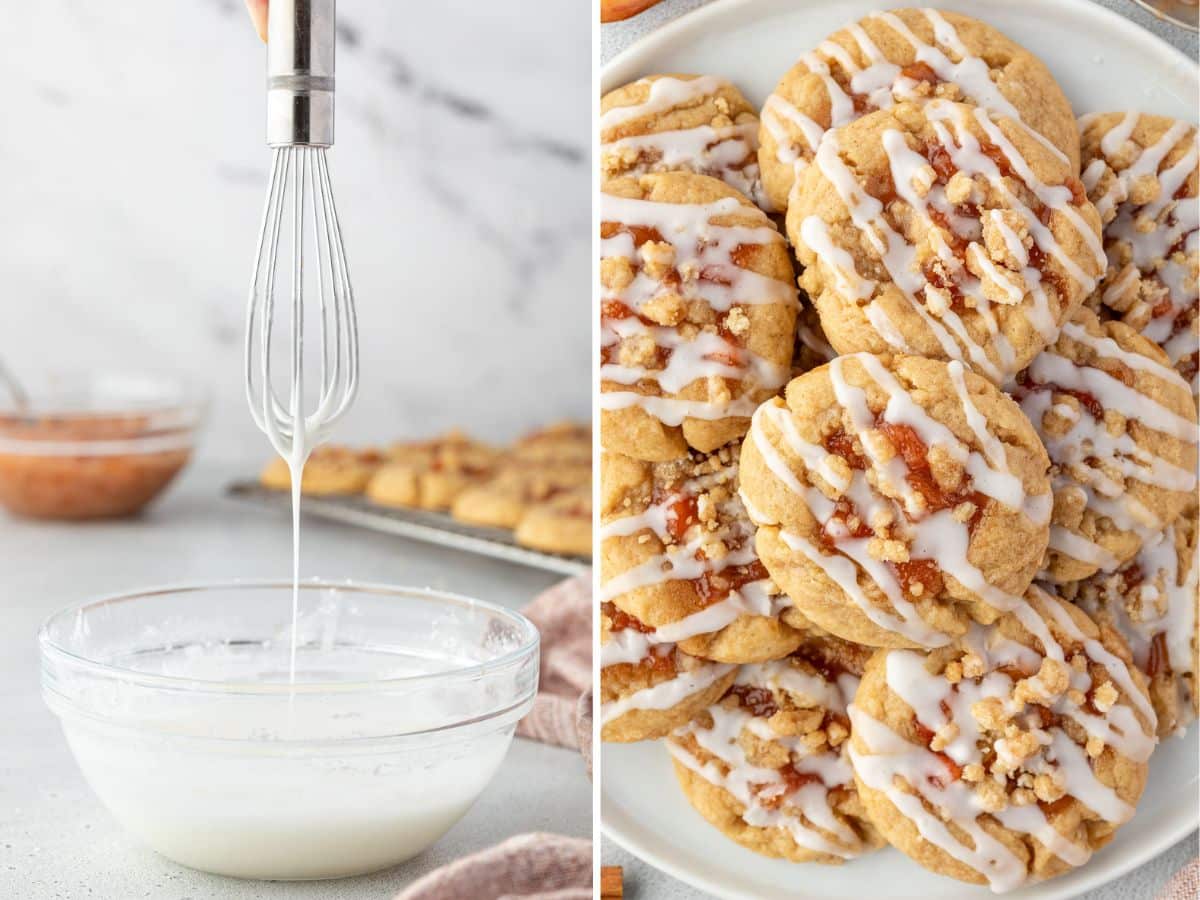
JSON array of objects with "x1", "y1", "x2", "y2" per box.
[
  {"x1": 599, "y1": 299, "x2": 673, "y2": 369},
  {"x1": 1146, "y1": 631, "x2": 1169, "y2": 678},
  {"x1": 874, "y1": 421, "x2": 988, "y2": 525},
  {"x1": 600, "y1": 221, "x2": 664, "y2": 246},
  {"x1": 823, "y1": 429, "x2": 867, "y2": 470},
  {"x1": 728, "y1": 684, "x2": 779, "y2": 717},
  {"x1": 603, "y1": 601, "x2": 654, "y2": 634},
  {"x1": 778, "y1": 762, "x2": 822, "y2": 795},
  {"x1": 895, "y1": 558, "x2": 945, "y2": 599},
  {"x1": 912, "y1": 712, "x2": 963, "y2": 784},
  {"x1": 910, "y1": 135, "x2": 1085, "y2": 306},
  {"x1": 817, "y1": 498, "x2": 874, "y2": 552},
  {"x1": 663, "y1": 492, "x2": 700, "y2": 543},
  {"x1": 900, "y1": 61, "x2": 939, "y2": 85},
  {"x1": 693, "y1": 559, "x2": 770, "y2": 604},
  {"x1": 1014, "y1": 370, "x2": 1105, "y2": 420}
]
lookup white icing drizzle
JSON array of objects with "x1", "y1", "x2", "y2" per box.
[
  {"x1": 801, "y1": 101, "x2": 1096, "y2": 383},
  {"x1": 761, "y1": 9, "x2": 1069, "y2": 199},
  {"x1": 601, "y1": 656, "x2": 735, "y2": 725},
  {"x1": 669, "y1": 659, "x2": 871, "y2": 858},
  {"x1": 600, "y1": 625, "x2": 662, "y2": 668},
  {"x1": 600, "y1": 192, "x2": 795, "y2": 425},
  {"x1": 848, "y1": 589, "x2": 1156, "y2": 891},
  {"x1": 745, "y1": 353, "x2": 1050, "y2": 647},
  {"x1": 605, "y1": 123, "x2": 767, "y2": 208},
  {"x1": 601, "y1": 75, "x2": 726, "y2": 131},
  {"x1": 1017, "y1": 320, "x2": 1197, "y2": 577},
  {"x1": 600, "y1": 531, "x2": 758, "y2": 603}
]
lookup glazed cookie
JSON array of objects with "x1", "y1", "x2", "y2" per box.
[
  {"x1": 668, "y1": 639, "x2": 884, "y2": 863},
  {"x1": 365, "y1": 432, "x2": 501, "y2": 511},
  {"x1": 788, "y1": 100, "x2": 1104, "y2": 384},
  {"x1": 600, "y1": 602, "x2": 737, "y2": 742},
  {"x1": 759, "y1": 8, "x2": 1079, "y2": 213},
  {"x1": 739, "y1": 353, "x2": 1052, "y2": 649},
  {"x1": 848, "y1": 586, "x2": 1156, "y2": 890},
  {"x1": 1013, "y1": 308, "x2": 1197, "y2": 583},
  {"x1": 451, "y1": 463, "x2": 589, "y2": 529},
  {"x1": 601, "y1": 74, "x2": 769, "y2": 209},
  {"x1": 515, "y1": 486, "x2": 592, "y2": 557},
  {"x1": 601, "y1": 446, "x2": 806, "y2": 664},
  {"x1": 600, "y1": 172, "x2": 798, "y2": 461},
  {"x1": 260, "y1": 445, "x2": 381, "y2": 496},
  {"x1": 1079, "y1": 113, "x2": 1199, "y2": 394},
  {"x1": 1063, "y1": 505, "x2": 1199, "y2": 737}
]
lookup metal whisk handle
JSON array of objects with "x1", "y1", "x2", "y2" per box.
[{"x1": 267, "y1": 0, "x2": 336, "y2": 148}]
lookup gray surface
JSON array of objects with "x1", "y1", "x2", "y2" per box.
[
  {"x1": 599, "y1": 1, "x2": 1199, "y2": 897},
  {"x1": 601, "y1": 0, "x2": 1198, "y2": 62},
  {"x1": 0, "y1": 462, "x2": 590, "y2": 899}
]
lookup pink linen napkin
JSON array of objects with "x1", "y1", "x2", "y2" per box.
[
  {"x1": 1158, "y1": 858, "x2": 1200, "y2": 900},
  {"x1": 514, "y1": 572, "x2": 593, "y2": 750},
  {"x1": 391, "y1": 574, "x2": 595, "y2": 900},
  {"x1": 393, "y1": 833, "x2": 592, "y2": 900}
]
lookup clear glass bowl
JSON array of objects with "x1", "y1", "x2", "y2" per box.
[
  {"x1": 0, "y1": 371, "x2": 205, "y2": 519},
  {"x1": 40, "y1": 581, "x2": 540, "y2": 880}
]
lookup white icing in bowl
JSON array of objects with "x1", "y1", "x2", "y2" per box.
[{"x1": 39, "y1": 581, "x2": 539, "y2": 880}]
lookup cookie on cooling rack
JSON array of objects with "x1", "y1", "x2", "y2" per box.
[
  {"x1": 259, "y1": 445, "x2": 381, "y2": 496},
  {"x1": 511, "y1": 421, "x2": 592, "y2": 466},
  {"x1": 515, "y1": 485, "x2": 592, "y2": 557},
  {"x1": 451, "y1": 463, "x2": 590, "y2": 530},
  {"x1": 365, "y1": 431, "x2": 502, "y2": 511}
]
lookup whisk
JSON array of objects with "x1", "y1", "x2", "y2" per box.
[{"x1": 245, "y1": 0, "x2": 358, "y2": 468}]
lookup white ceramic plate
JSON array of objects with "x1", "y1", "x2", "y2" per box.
[{"x1": 600, "y1": 1, "x2": 1200, "y2": 897}]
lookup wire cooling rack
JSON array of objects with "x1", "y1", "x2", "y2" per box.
[{"x1": 226, "y1": 482, "x2": 590, "y2": 577}]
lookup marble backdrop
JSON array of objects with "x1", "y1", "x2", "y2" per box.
[{"x1": 1, "y1": 0, "x2": 590, "y2": 462}]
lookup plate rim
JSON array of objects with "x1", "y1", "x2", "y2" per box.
[
  {"x1": 599, "y1": 0, "x2": 1200, "y2": 896},
  {"x1": 601, "y1": 0, "x2": 1198, "y2": 90}
]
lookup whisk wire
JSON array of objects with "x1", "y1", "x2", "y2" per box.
[
  {"x1": 315, "y1": 151, "x2": 359, "y2": 427},
  {"x1": 261, "y1": 148, "x2": 293, "y2": 451},
  {"x1": 246, "y1": 145, "x2": 358, "y2": 461}
]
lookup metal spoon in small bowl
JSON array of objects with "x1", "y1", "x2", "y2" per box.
[{"x1": 0, "y1": 357, "x2": 30, "y2": 416}]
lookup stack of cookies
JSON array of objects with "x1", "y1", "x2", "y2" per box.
[
  {"x1": 259, "y1": 422, "x2": 592, "y2": 557},
  {"x1": 599, "y1": 7, "x2": 1198, "y2": 891}
]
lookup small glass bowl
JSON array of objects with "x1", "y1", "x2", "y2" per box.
[
  {"x1": 0, "y1": 371, "x2": 205, "y2": 520},
  {"x1": 40, "y1": 581, "x2": 540, "y2": 880},
  {"x1": 1130, "y1": 0, "x2": 1198, "y2": 31}
]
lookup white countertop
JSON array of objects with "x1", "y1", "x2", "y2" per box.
[
  {"x1": 0, "y1": 461, "x2": 591, "y2": 899},
  {"x1": 600, "y1": 1, "x2": 1199, "y2": 897}
]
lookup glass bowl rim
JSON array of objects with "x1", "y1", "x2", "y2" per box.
[
  {"x1": 39, "y1": 579, "x2": 542, "y2": 697},
  {"x1": 0, "y1": 368, "x2": 208, "y2": 418},
  {"x1": 0, "y1": 369, "x2": 207, "y2": 456}
]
